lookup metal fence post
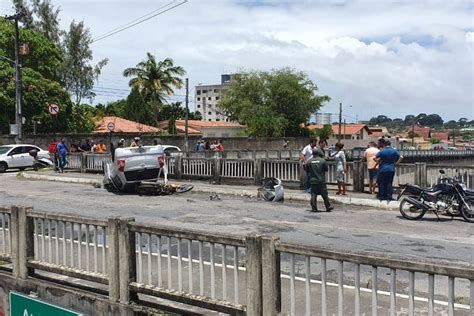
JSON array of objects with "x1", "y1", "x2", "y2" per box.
[
  {"x1": 246, "y1": 234, "x2": 263, "y2": 316},
  {"x1": 262, "y1": 236, "x2": 281, "y2": 316},
  {"x1": 18, "y1": 206, "x2": 34, "y2": 279},
  {"x1": 118, "y1": 217, "x2": 137, "y2": 304},
  {"x1": 107, "y1": 217, "x2": 120, "y2": 303}
]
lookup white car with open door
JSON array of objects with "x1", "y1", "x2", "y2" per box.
[
  {"x1": 0, "y1": 144, "x2": 50, "y2": 172},
  {"x1": 103, "y1": 145, "x2": 167, "y2": 192}
]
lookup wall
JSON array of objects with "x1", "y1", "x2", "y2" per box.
[
  {"x1": 0, "y1": 134, "x2": 312, "y2": 151},
  {"x1": 201, "y1": 127, "x2": 246, "y2": 138},
  {"x1": 0, "y1": 271, "x2": 167, "y2": 315}
]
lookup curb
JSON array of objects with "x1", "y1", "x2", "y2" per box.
[{"x1": 19, "y1": 172, "x2": 399, "y2": 210}]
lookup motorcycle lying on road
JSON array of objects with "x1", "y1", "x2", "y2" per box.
[
  {"x1": 397, "y1": 170, "x2": 474, "y2": 223},
  {"x1": 28, "y1": 149, "x2": 54, "y2": 171}
]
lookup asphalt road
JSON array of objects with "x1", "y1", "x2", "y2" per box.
[
  {"x1": 0, "y1": 171, "x2": 472, "y2": 265},
  {"x1": 1, "y1": 171, "x2": 473, "y2": 313}
]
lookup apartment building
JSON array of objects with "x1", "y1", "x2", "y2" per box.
[{"x1": 195, "y1": 75, "x2": 231, "y2": 121}]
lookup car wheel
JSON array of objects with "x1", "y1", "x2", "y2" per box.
[{"x1": 0, "y1": 162, "x2": 7, "y2": 173}]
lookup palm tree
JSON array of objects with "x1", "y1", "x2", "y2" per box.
[{"x1": 123, "y1": 52, "x2": 186, "y2": 103}]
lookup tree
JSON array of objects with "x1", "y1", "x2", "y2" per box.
[
  {"x1": 418, "y1": 114, "x2": 443, "y2": 127},
  {"x1": 429, "y1": 138, "x2": 441, "y2": 144},
  {"x1": 123, "y1": 52, "x2": 185, "y2": 104},
  {"x1": 122, "y1": 88, "x2": 156, "y2": 126},
  {"x1": 368, "y1": 115, "x2": 392, "y2": 126},
  {"x1": 61, "y1": 20, "x2": 108, "y2": 104},
  {"x1": 0, "y1": 17, "x2": 70, "y2": 134},
  {"x1": 310, "y1": 124, "x2": 333, "y2": 140},
  {"x1": 404, "y1": 115, "x2": 416, "y2": 126},
  {"x1": 219, "y1": 69, "x2": 330, "y2": 137}
]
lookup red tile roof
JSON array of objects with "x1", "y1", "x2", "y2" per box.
[
  {"x1": 431, "y1": 131, "x2": 450, "y2": 141},
  {"x1": 411, "y1": 127, "x2": 430, "y2": 138},
  {"x1": 157, "y1": 120, "x2": 202, "y2": 134},
  {"x1": 175, "y1": 120, "x2": 245, "y2": 129},
  {"x1": 306, "y1": 124, "x2": 369, "y2": 136},
  {"x1": 94, "y1": 116, "x2": 161, "y2": 133}
]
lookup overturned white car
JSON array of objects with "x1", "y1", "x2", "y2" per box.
[{"x1": 103, "y1": 145, "x2": 167, "y2": 192}]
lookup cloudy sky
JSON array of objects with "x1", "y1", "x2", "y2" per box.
[{"x1": 1, "y1": 0, "x2": 473, "y2": 121}]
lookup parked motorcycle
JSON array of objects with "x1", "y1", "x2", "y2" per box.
[{"x1": 397, "y1": 170, "x2": 474, "y2": 223}]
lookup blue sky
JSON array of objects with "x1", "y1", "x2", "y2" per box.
[{"x1": 1, "y1": 0, "x2": 473, "y2": 121}]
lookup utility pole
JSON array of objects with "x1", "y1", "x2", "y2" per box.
[
  {"x1": 6, "y1": 12, "x2": 24, "y2": 144},
  {"x1": 338, "y1": 102, "x2": 342, "y2": 142},
  {"x1": 184, "y1": 78, "x2": 189, "y2": 152}
]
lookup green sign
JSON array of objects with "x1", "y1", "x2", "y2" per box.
[{"x1": 9, "y1": 291, "x2": 83, "y2": 316}]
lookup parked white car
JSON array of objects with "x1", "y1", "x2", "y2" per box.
[
  {"x1": 0, "y1": 144, "x2": 49, "y2": 173},
  {"x1": 103, "y1": 145, "x2": 167, "y2": 192},
  {"x1": 162, "y1": 145, "x2": 182, "y2": 157}
]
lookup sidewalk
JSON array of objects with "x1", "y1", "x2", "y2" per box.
[{"x1": 18, "y1": 170, "x2": 400, "y2": 210}]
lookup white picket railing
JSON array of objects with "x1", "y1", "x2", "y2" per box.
[
  {"x1": 0, "y1": 208, "x2": 11, "y2": 262},
  {"x1": 182, "y1": 158, "x2": 214, "y2": 177},
  {"x1": 426, "y1": 165, "x2": 474, "y2": 189},
  {"x1": 221, "y1": 159, "x2": 254, "y2": 179},
  {"x1": 262, "y1": 160, "x2": 300, "y2": 182}
]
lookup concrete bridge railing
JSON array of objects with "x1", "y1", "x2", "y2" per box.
[
  {"x1": 66, "y1": 153, "x2": 474, "y2": 190},
  {"x1": 1, "y1": 207, "x2": 473, "y2": 315}
]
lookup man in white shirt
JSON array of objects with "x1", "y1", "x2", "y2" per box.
[{"x1": 300, "y1": 138, "x2": 318, "y2": 192}]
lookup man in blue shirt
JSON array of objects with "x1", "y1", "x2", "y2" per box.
[
  {"x1": 56, "y1": 139, "x2": 69, "y2": 173},
  {"x1": 375, "y1": 140, "x2": 403, "y2": 201}
]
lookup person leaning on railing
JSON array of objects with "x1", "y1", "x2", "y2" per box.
[{"x1": 374, "y1": 139, "x2": 403, "y2": 202}]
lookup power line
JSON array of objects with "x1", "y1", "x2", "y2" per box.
[
  {"x1": 92, "y1": 0, "x2": 177, "y2": 42},
  {"x1": 91, "y1": 0, "x2": 188, "y2": 43}
]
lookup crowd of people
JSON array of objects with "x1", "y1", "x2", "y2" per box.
[
  {"x1": 193, "y1": 139, "x2": 225, "y2": 157},
  {"x1": 301, "y1": 137, "x2": 403, "y2": 212}
]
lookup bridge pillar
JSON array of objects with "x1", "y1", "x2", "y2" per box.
[
  {"x1": 415, "y1": 163, "x2": 427, "y2": 187},
  {"x1": 246, "y1": 235, "x2": 263, "y2": 316},
  {"x1": 80, "y1": 153, "x2": 87, "y2": 173},
  {"x1": 175, "y1": 156, "x2": 182, "y2": 180},
  {"x1": 118, "y1": 217, "x2": 137, "y2": 304},
  {"x1": 262, "y1": 236, "x2": 281, "y2": 316},
  {"x1": 107, "y1": 217, "x2": 120, "y2": 303},
  {"x1": 213, "y1": 158, "x2": 222, "y2": 184},
  {"x1": 254, "y1": 159, "x2": 262, "y2": 185},
  {"x1": 352, "y1": 161, "x2": 365, "y2": 193}
]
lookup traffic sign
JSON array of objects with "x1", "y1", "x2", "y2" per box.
[
  {"x1": 48, "y1": 103, "x2": 60, "y2": 116},
  {"x1": 107, "y1": 121, "x2": 115, "y2": 131},
  {"x1": 9, "y1": 291, "x2": 83, "y2": 316}
]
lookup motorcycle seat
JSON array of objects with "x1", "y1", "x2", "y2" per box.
[{"x1": 410, "y1": 184, "x2": 437, "y2": 192}]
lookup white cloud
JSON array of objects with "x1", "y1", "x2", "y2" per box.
[{"x1": 1, "y1": 0, "x2": 472, "y2": 120}]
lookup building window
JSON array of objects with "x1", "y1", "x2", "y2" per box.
[
  {"x1": 197, "y1": 105, "x2": 201, "y2": 108},
  {"x1": 208, "y1": 119, "x2": 212, "y2": 122},
  {"x1": 197, "y1": 90, "x2": 201, "y2": 95},
  {"x1": 215, "y1": 96, "x2": 220, "y2": 100},
  {"x1": 214, "y1": 89, "x2": 219, "y2": 93},
  {"x1": 202, "y1": 90, "x2": 207, "y2": 93},
  {"x1": 226, "y1": 118, "x2": 229, "y2": 122},
  {"x1": 197, "y1": 97, "x2": 200, "y2": 101},
  {"x1": 208, "y1": 112, "x2": 212, "y2": 115},
  {"x1": 216, "y1": 118, "x2": 220, "y2": 121},
  {"x1": 208, "y1": 97, "x2": 212, "y2": 100}
]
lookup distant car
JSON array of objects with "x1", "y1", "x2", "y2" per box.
[
  {"x1": 0, "y1": 144, "x2": 49, "y2": 173},
  {"x1": 103, "y1": 145, "x2": 167, "y2": 192},
  {"x1": 162, "y1": 145, "x2": 182, "y2": 157}
]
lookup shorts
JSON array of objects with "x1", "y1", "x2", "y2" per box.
[
  {"x1": 368, "y1": 168, "x2": 378, "y2": 182},
  {"x1": 336, "y1": 170, "x2": 346, "y2": 182}
]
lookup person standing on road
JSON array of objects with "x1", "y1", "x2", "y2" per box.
[
  {"x1": 56, "y1": 139, "x2": 69, "y2": 173},
  {"x1": 364, "y1": 141, "x2": 380, "y2": 194},
  {"x1": 300, "y1": 138, "x2": 318, "y2": 193},
  {"x1": 334, "y1": 142, "x2": 347, "y2": 195},
  {"x1": 375, "y1": 140, "x2": 403, "y2": 201},
  {"x1": 306, "y1": 148, "x2": 334, "y2": 212}
]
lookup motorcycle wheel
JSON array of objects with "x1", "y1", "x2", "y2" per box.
[
  {"x1": 399, "y1": 198, "x2": 426, "y2": 220},
  {"x1": 460, "y1": 199, "x2": 474, "y2": 223}
]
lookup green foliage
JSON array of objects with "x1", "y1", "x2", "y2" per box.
[
  {"x1": 0, "y1": 17, "x2": 71, "y2": 134},
  {"x1": 219, "y1": 68, "x2": 330, "y2": 137},
  {"x1": 309, "y1": 124, "x2": 333, "y2": 140},
  {"x1": 167, "y1": 117, "x2": 177, "y2": 134},
  {"x1": 61, "y1": 20, "x2": 108, "y2": 104},
  {"x1": 123, "y1": 52, "x2": 185, "y2": 104},
  {"x1": 429, "y1": 138, "x2": 441, "y2": 144}
]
